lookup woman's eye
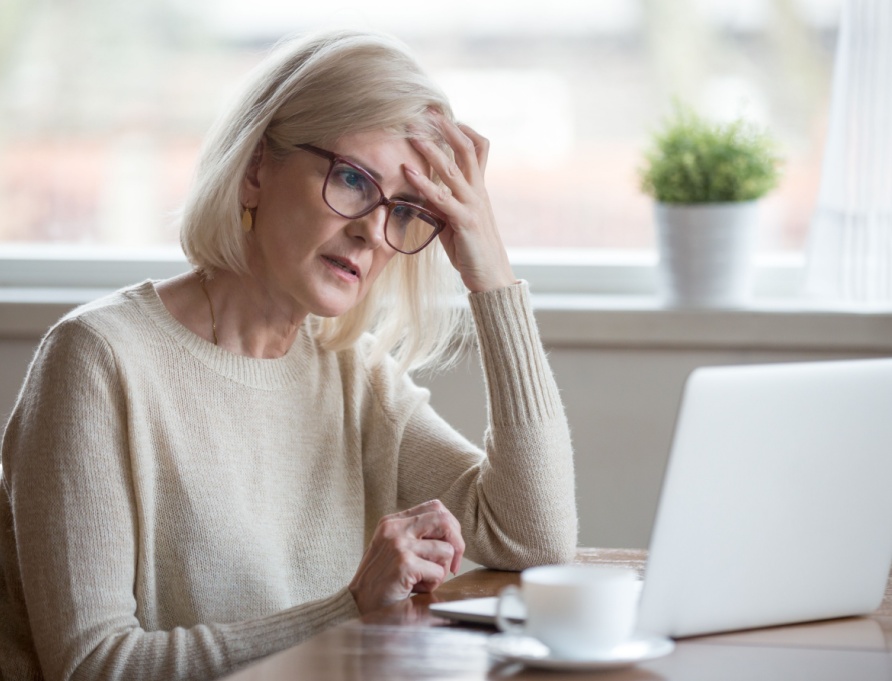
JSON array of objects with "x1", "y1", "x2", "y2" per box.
[
  {"x1": 334, "y1": 166, "x2": 369, "y2": 192},
  {"x1": 390, "y1": 205, "x2": 415, "y2": 227}
]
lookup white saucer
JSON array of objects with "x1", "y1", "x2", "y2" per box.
[{"x1": 487, "y1": 632, "x2": 675, "y2": 671}]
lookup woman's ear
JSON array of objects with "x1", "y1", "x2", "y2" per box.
[{"x1": 240, "y1": 138, "x2": 266, "y2": 207}]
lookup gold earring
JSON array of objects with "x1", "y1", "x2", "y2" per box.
[{"x1": 241, "y1": 207, "x2": 253, "y2": 233}]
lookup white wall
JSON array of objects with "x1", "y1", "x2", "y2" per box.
[
  {"x1": 2, "y1": 298, "x2": 890, "y2": 549},
  {"x1": 422, "y1": 343, "x2": 880, "y2": 549}
]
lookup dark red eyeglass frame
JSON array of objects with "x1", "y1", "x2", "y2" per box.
[{"x1": 296, "y1": 144, "x2": 446, "y2": 255}]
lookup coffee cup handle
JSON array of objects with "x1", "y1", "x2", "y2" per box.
[{"x1": 495, "y1": 585, "x2": 525, "y2": 634}]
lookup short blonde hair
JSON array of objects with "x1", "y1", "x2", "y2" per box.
[{"x1": 180, "y1": 29, "x2": 470, "y2": 372}]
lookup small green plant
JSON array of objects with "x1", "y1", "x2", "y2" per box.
[{"x1": 640, "y1": 105, "x2": 782, "y2": 204}]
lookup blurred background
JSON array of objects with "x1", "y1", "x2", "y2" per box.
[{"x1": 0, "y1": 0, "x2": 840, "y2": 255}]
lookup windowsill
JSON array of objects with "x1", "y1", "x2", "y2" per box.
[
  {"x1": 2, "y1": 246, "x2": 891, "y2": 352},
  {"x1": 531, "y1": 294, "x2": 892, "y2": 352},
  {"x1": 3, "y1": 286, "x2": 892, "y2": 353}
]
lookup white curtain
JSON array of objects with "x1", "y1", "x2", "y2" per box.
[{"x1": 805, "y1": 0, "x2": 892, "y2": 302}]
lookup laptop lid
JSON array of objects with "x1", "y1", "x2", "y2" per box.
[{"x1": 637, "y1": 358, "x2": 892, "y2": 638}]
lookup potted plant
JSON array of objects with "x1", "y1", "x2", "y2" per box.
[{"x1": 640, "y1": 105, "x2": 782, "y2": 308}]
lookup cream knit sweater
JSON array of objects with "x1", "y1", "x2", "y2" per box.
[{"x1": 0, "y1": 280, "x2": 577, "y2": 681}]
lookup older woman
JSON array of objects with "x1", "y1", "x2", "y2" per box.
[{"x1": 0, "y1": 29, "x2": 577, "y2": 680}]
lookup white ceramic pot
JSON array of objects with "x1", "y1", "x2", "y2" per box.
[{"x1": 654, "y1": 201, "x2": 759, "y2": 308}]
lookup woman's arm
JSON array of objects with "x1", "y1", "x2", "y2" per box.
[
  {"x1": 393, "y1": 282, "x2": 578, "y2": 570},
  {"x1": 398, "y1": 114, "x2": 578, "y2": 568},
  {"x1": 1, "y1": 320, "x2": 357, "y2": 681}
]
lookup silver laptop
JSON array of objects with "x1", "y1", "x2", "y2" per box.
[
  {"x1": 637, "y1": 358, "x2": 892, "y2": 637},
  {"x1": 432, "y1": 358, "x2": 892, "y2": 638}
]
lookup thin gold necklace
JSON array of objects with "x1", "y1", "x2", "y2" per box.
[{"x1": 199, "y1": 276, "x2": 218, "y2": 345}]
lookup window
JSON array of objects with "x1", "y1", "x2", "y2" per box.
[{"x1": 0, "y1": 0, "x2": 840, "y2": 283}]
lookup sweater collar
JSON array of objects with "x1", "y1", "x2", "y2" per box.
[{"x1": 128, "y1": 280, "x2": 316, "y2": 390}]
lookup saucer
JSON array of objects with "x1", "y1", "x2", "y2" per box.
[{"x1": 487, "y1": 632, "x2": 675, "y2": 671}]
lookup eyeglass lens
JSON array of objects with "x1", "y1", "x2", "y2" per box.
[{"x1": 325, "y1": 161, "x2": 439, "y2": 254}]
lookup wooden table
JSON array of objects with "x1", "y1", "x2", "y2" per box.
[{"x1": 223, "y1": 549, "x2": 892, "y2": 680}]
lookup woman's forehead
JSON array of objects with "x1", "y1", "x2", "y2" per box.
[{"x1": 332, "y1": 130, "x2": 430, "y2": 178}]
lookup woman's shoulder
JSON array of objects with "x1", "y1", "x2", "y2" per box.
[
  {"x1": 15, "y1": 284, "x2": 159, "y2": 398},
  {"x1": 57, "y1": 280, "x2": 153, "y2": 327},
  {"x1": 41, "y1": 281, "x2": 159, "y2": 355}
]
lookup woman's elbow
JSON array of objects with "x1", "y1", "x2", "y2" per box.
[
  {"x1": 477, "y1": 529, "x2": 578, "y2": 571},
  {"x1": 522, "y1": 532, "x2": 578, "y2": 568}
]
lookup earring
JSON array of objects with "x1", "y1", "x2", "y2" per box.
[{"x1": 241, "y1": 207, "x2": 253, "y2": 233}]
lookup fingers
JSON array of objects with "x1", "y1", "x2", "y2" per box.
[
  {"x1": 376, "y1": 519, "x2": 456, "y2": 573},
  {"x1": 395, "y1": 544, "x2": 451, "y2": 593},
  {"x1": 413, "y1": 531, "x2": 462, "y2": 578},
  {"x1": 405, "y1": 115, "x2": 488, "y2": 207},
  {"x1": 455, "y1": 121, "x2": 491, "y2": 176},
  {"x1": 412, "y1": 535, "x2": 457, "y2": 568},
  {"x1": 381, "y1": 500, "x2": 465, "y2": 574},
  {"x1": 435, "y1": 116, "x2": 488, "y2": 183},
  {"x1": 404, "y1": 113, "x2": 516, "y2": 293},
  {"x1": 410, "y1": 513, "x2": 465, "y2": 574},
  {"x1": 407, "y1": 537, "x2": 456, "y2": 593},
  {"x1": 418, "y1": 499, "x2": 465, "y2": 573},
  {"x1": 348, "y1": 500, "x2": 466, "y2": 613},
  {"x1": 405, "y1": 140, "x2": 468, "y2": 211}
]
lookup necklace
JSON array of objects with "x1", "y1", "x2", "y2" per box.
[{"x1": 199, "y1": 276, "x2": 219, "y2": 346}]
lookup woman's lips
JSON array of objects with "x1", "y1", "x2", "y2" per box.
[{"x1": 322, "y1": 255, "x2": 361, "y2": 280}]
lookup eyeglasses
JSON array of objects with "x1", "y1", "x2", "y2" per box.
[{"x1": 297, "y1": 144, "x2": 446, "y2": 255}]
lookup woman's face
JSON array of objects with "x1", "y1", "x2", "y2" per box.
[{"x1": 242, "y1": 129, "x2": 430, "y2": 320}]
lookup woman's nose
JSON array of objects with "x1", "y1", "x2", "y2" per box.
[{"x1": 346, "y1": 205, "x2": 388, "y2": 248}]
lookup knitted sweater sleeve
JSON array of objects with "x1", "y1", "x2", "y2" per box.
[
  {"x1": 395, "y1": 282, "x2": 578, "y2": 569},
  {"x1": 1, "y1": 320, "x2": 358, "y2": 681}
]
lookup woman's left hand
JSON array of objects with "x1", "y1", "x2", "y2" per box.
[{"x1": 404, "y1": 114, "x2": 516, "y2": 293}]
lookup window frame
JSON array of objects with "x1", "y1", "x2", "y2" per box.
[
  {"x1": 4, "y1": 247, "x2": 892, "y2": 358},
  {"x1": 0, "y1": 245, "x2": 807, "y2": 299}
]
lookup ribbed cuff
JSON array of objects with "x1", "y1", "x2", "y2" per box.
[{"x1": 220, "y1": 587, "x2": 360, "y2": 668}]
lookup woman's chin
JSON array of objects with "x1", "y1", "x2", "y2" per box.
[{"x1": 311, "y1": 297, "x2": 360, "y2": 319}]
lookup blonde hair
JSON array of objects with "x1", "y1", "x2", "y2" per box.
[{"x1": 180, "y1": 29, "x2": 470, "y2": 372}]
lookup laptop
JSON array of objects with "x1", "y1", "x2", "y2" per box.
[{"x1": 431, "y1": 358, "x2": 892, "y2": 638}]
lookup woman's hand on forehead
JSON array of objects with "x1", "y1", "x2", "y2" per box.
[{"x1": 404, "y1": 113, "x2": 516, "y2": 293}]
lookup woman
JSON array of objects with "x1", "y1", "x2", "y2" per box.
[{"x1": 0, "y1": 29, "x2": 577, "y2": 680}]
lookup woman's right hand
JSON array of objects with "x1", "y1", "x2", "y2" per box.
[{"x1": 348, "y1": 499, "x2": 465, "y2": 614}]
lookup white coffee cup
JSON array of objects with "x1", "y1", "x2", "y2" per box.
[{"x1": 495, "y1": 564, "x2": 642, "y2": 659}]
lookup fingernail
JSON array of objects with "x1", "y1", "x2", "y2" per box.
[{"x1": 404, "y1": 166, "x2": 420, "y2": 176}]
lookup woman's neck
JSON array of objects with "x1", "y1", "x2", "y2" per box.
[{"x1": 156, "y1": 269, "x2": 305, "y2": 359}]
